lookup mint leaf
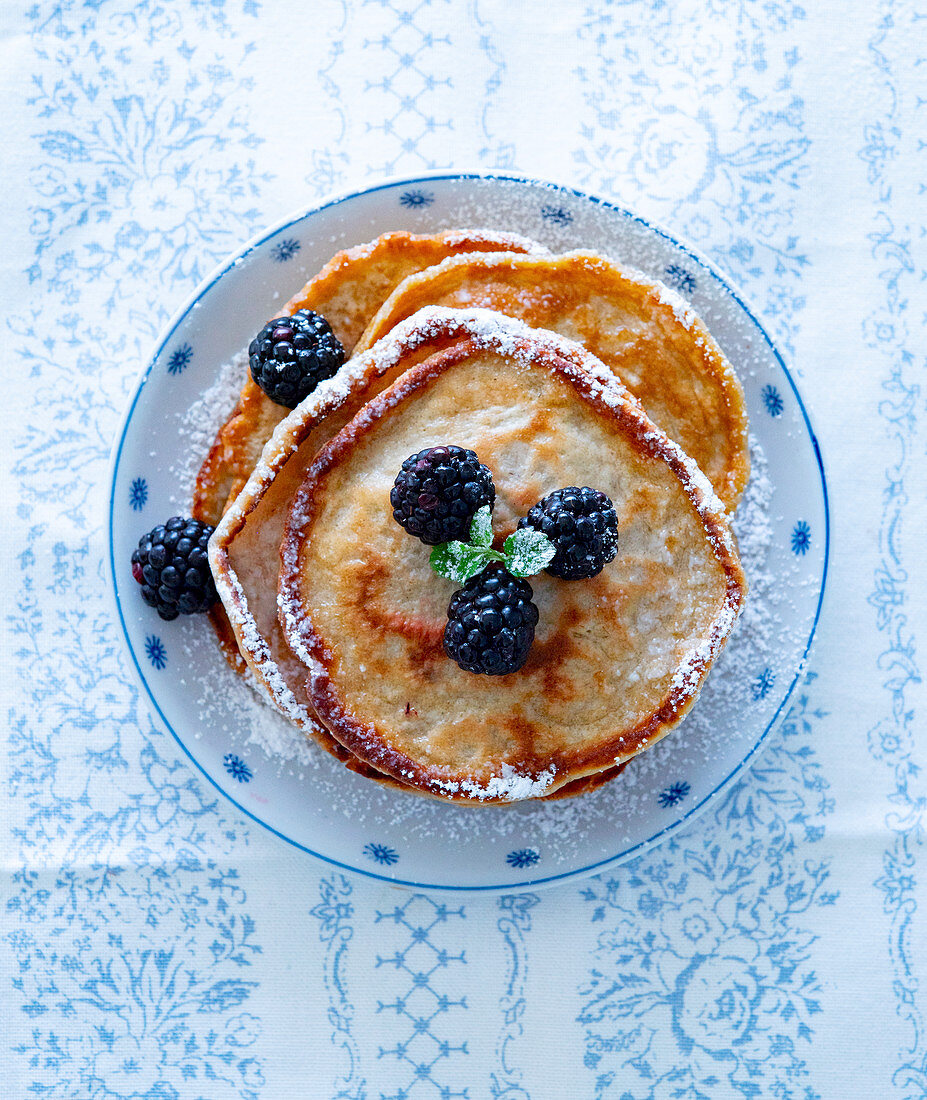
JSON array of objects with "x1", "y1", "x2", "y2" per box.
[
  {"x1": 469, "y1": 505, "x2": 493, "y2": 548},
  {"x1": 430, "y1": 541, "x2": 494, "y2": 585},
  {"x1": 502, "y1": 527, "x2": 556, "y2": 578}
]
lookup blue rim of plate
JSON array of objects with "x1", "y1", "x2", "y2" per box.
[{"x1": 107, "y1": 171, "x2": 830, "y2": 893}]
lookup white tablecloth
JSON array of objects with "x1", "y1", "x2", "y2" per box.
[{"x1": 3, "y1": 2, "x2": 925, "y2": 1096}]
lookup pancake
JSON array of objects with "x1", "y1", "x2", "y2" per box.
[
  {"x1": 209, "y1": 307, "x2": 632, "y2": 799},
  {"x1": 278, "y1": 312, "x2": 746, "y2": 803},
  {"x1": 353, "y1": 250, "x2": 749, "y2": 511},
  {"x1": 193, "y1": 229, "x2": 545, "y2": 527}
]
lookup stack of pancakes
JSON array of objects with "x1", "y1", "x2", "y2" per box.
[{"x1": 195, "y1": 229, "x2": 748, "y2": 804}]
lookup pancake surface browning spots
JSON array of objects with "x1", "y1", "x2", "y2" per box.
[
  {"x1": 280, "y1": 331, "x2": 745, "y2": 802},
  {"x1": 354, "y1": 250, "x2": 749, "y2": 511}
]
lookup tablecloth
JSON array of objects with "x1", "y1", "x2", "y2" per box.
[{"x1": 3, "y1": 1, "x2": 925, "y2": 1097}]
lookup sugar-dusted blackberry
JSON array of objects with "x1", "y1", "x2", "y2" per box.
[
  {"x1": 248, "y1": 309, "x2": 345, "y2": 408},
  {"x1": 518, "y1": 486, "x2": 618, "y2": 579},
  {"x1": 443, "y1": 562, "x2": 539, "y2": 675},
  {"x1": 131, "y1": 516, "x2": 217, "y2": 621},
  {"x1": 390, "y1": 445, "x2": 495, "y2": 545}
]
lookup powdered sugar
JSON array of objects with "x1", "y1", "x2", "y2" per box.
[
  {"x1": 219, "y1": 568, "x2": 319, "y2": 730},
  {"x1": 440, "y1": 228, "x2": 551, "y2": 255},
  {"x1": 728, "y1": 435, "x2": 776, "y2": 649},
  {"x1": 177, "y1": 619, "x2": 316, "y2": 769},
  {"x1": 169, "y1": 348, "x2": 247, "y2": 508},
  {"x1": 653, "y1": 281, "x2": 698, "y2": 331},
  {"x1": 431, "y1": 764, "x2": 558, "y2": 803}
]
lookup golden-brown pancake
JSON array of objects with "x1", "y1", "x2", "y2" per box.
[
  {"x1": 208, "y1": 307, "x2": 630, "y2": 799},
  {"x1": 353, "y1": 250, "x2": 749, "y2": 511},
  {"x1": 193, "y1": 230, "x2": 545, "y2": 527},
  {"x1": 277, "y1": 312, "x2": 746, "y2": 803}
]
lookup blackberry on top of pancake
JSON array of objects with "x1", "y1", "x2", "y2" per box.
[
  {"x1": 248, "y1": 309, "x2": 345, "y2": 408},
  {"x1": 390, "y1": 445, "x2": 495, "y2": 545},
  {"x1": 444, "y1": 563, "x2": 539, "y2": 676},
  {"x1": 519, "y1": 487, "x2": 619, "y2": 580}
]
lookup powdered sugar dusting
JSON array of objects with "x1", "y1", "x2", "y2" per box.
[
  {"x1": 431, "y1": 764, "x2": 558, "y2": 803},
  {"x1": 169, "y1": 348, "x2": 248, "y2": 507},
  {"x1": 217, "y1": 568, "x2": 319, "y2": 730},
  {"x1": 176, "y1": 617, "x2": 316, "y2": 768},
  {"x1": 728, "y1": 435, "x2": 775, "y2": 648},
  {"x1": 653, "y1": 281, "x2": 698, "y2": 330},
  {"x1": 440, "y1": 228, "x2": 551, "y2": 255}
]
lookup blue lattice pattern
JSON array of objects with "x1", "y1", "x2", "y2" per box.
[
  {"x1": 374, "y1": 895, "x2": 469, "y2": 1098},
  {"x1": 360, "y1": 0, "x2": 455, "y2": 175}
]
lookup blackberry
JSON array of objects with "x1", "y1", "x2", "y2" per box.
[
  {"x1": 390, "y1": 445, "x2": 495, "y2": 545},
  {"x1": 444, "y1": 562, "x2": 538, "y2": 675},
  {"x1": 131, "y1": 517, "x2": 217, "y2": 621},
  {"x1": 518, "y1": 486, "x2": 618, "y2": 579},
  {"x1": 249, "y1": 309, "x2": 344, "y2": 408}
]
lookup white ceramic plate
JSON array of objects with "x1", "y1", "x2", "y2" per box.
[{"x1": 107, "y1": 173, "x2": 829, "y2": 893}]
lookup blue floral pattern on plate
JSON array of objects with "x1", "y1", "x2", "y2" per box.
[
  {"x1": 762, "y1": 383, "x2": 785, "y2": 417},
  {"x1": 752, "y1": 667, "x2": 776, "y2": 700},
  {"x1": 506, "y1": 848, "x2": 540, "y2": 869},
  {"x1": 144, "y1": 635, "x2": 167, "y2": 670},
  {"x1": 223, "y1": 753, "x2": 253, "y2": 783},
  {"x1": 664, "y1": 263, "x2": 697, "y2": 293},
  {"x1": 270, "y1": 238, "x2": 300, "y2": 262},
  {"x1": 658, "y1": 781, "x2": 691, "y2": 808},
  {"x1": 399, "y1": 189, "x2": 434, "y2": 208},
  {"x1": 540, "y1": 204, "x2": 573, "y2": 226},
  {"x1": 129, "y1": 477, "x2": 148, "y2": 511},
  {"x1": 166, "y1": 344, "x2": 193, "y2": 376},
  {"x1": 364, "y1": 842, "x2": 399, "y2": 866},
  {"x1": 791, "y1": 520, "x2": 811, "y2": 555}
]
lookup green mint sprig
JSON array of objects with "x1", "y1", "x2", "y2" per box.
[{"x1": 429, "y1": 505, "x2": 555, "y2": 584}]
